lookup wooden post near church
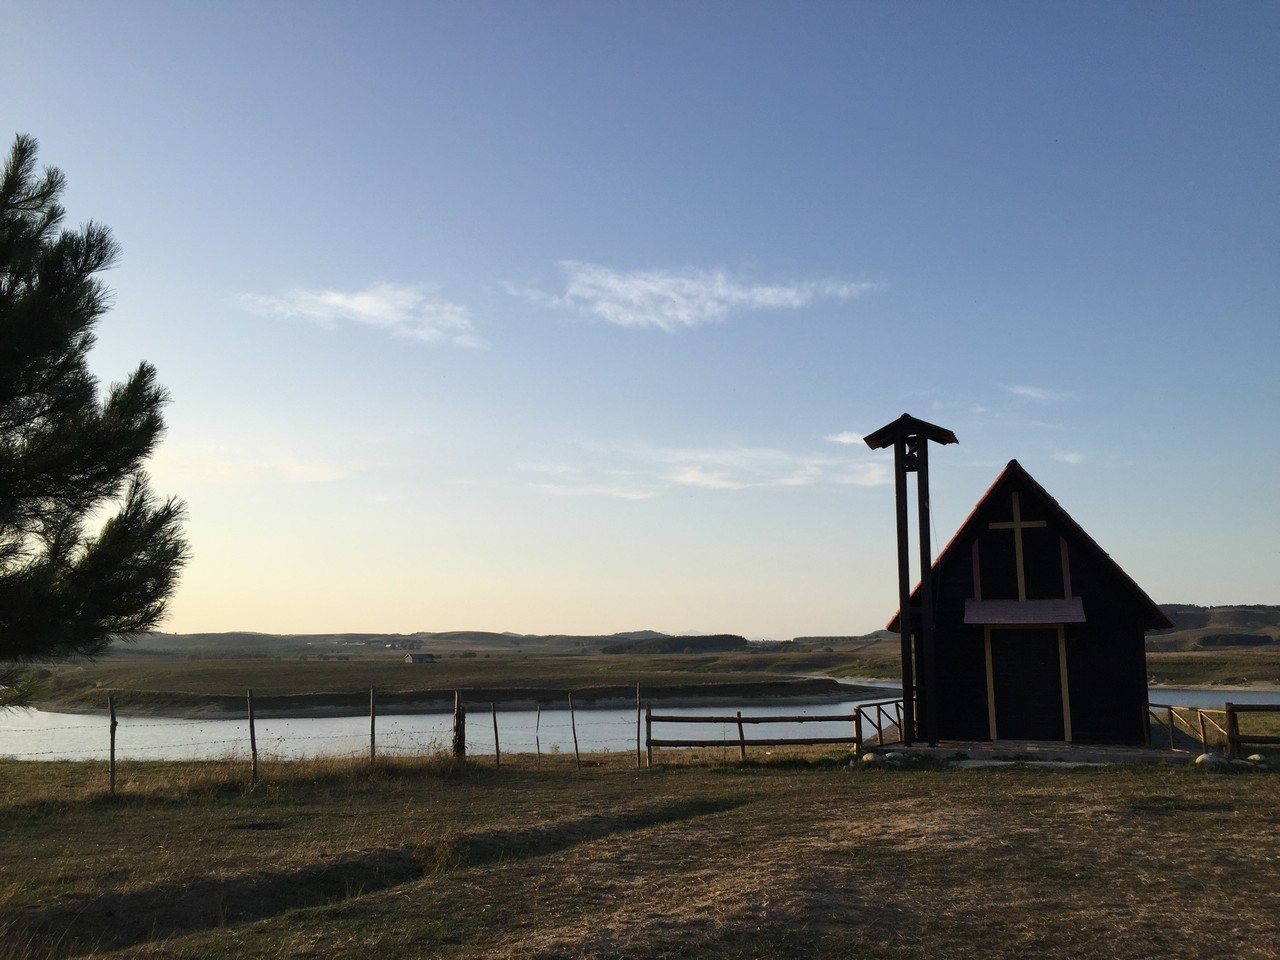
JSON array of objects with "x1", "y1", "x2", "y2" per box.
[
  {"x1": 735, "y1": 711, "x2": 747, "y2": 760},
  {"x1": 1226, "y1": 703, "x2": 1240, "y2": 760},
  {"x1": 491, "y1": 703, "x2": 500, "y2": 769},
  {"x1": 452, "y1": 691, "x2": 466, "y2": 759},
  {"x1": 914, "y1": 436, "x2": 939, "y2": 744},
  {"x1": 247, "y1": 688, "x2": 258, "y2": 784},
  {"x1": 864, "y1": 414, "x2": 958, "y2": 747},
  {"x1": 893, "y1": 435, "x2": 915, "y2": 742},
  {"x1": 568, "y1": 692, "x2": 581, "y2": 770},
  {"x1": 635, "y1": 683, "x2": 642, "y2": 769},
  {"x1": 108, "y1": 694, "x2": 118, "y2": 797},
  {"x1": 645, "y1": 704, "x2": 653, "y2": 768}
]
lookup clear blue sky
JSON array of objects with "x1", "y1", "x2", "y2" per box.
[{"x1": 3, "y1": 2, "x2": 1276, "y2": 638}]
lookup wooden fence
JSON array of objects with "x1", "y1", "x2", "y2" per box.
[
  {"x1": 1225, "y1": 703, "x2": 1280, "y2": 759},
  {"x1": 94, "y1": 684, "x2": 653, "y2": 791},
  {"x1": 1145, "y1": 702, "x2": 1229, "y2": 753},
  {"x1": 1145, "y1": 701, "x2": 1280, "y2": 759},
  {"x1": 643, "y1": 698, "x2": 903, "y2": 766}
]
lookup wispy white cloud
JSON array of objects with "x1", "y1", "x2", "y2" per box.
[
  {"x1": 513, "y1": 261, "x2": 874, "y2": 331},
  {"x1": 529, "y1": 482, "x2": 658, "y2": 501},
  {"x1": 1053, "y1": 451, "x2": 1084, "y2": 465},
  {"x1": 150, "y1": 442, "x2": 359, "y2": 486},
  {"x1": 240, "y1": 282, "x2": 482, "y2": 347},
  {"x1": 516, "y1": 461, "x2": 581, "y2": 478},
  {"x1": 668, "y1": 466, "x2": 746, "y2": 490},
  {"x1": 825, "y1": 431, "x2": 864, "y2": 446},
  {"x1": 1006, "y1": 384, "x2": 1070, "y2": 403},
  {"x1": 647, "y1": 443, "x2": 894, "y2": 491},
  {"x1": 521, "y1": 440, "x2": 891, "y2": 498}
]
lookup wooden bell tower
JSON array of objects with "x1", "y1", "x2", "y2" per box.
[{"x1": 864, "y1": 413, "x2": 957, "y2": 745}]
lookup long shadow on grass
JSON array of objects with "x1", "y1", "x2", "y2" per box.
[{"x1": 2, "y1": 796, "x2": 747, "y2": 957}]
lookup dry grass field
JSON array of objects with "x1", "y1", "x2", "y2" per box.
[
  {"x1": 1145, "y1": 648, "x2": 1280, "y2": 687},
  {"x1": 2, "y1": 752, "x2": 1277, "y2": 959}
]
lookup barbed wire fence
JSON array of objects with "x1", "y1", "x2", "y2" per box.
[
  {"x1": 0, "y1": 685, "x2": 902, "y2": 784},
  {"x1": 0, "y1": 686, "x2": 697, "y2": 768}
]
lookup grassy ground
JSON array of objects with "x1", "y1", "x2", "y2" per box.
[
  {"x1": 2, "y1": 752, "x2": 1277, "y2": 959},
  {"x1": 1146, "y1": 648, "x2": 1280, "y2": 686}
]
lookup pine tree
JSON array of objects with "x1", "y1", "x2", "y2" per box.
[{"x1": 1, "y1": 134, "x2": 188, "y2": 707}]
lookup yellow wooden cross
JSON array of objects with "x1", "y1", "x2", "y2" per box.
[{"x1": 988, "y1": 491, "x2": 1046, "y2": 601}]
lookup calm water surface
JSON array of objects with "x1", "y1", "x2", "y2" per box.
[
  {"x1": 0, "y1": 684, "x2": 1271, "y2": 761},
  {"x1": 0, "y1": 690, "x2": 903, "y2": 761}
]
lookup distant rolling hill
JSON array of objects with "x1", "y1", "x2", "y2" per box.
[
  {"x1": 1148, "y1": 604, "x2": 1280, "y2": 652},
  {"x1": 107, "y1": 606, "x2": 1278, "y2": 662},
  {"x1": 104, "y1": 628, "x2": 742, "y2": 660}
]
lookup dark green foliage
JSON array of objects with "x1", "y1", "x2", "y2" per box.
[
  {"x1": 1196, "y1": 634, "x2": 1275, "y2": 648},
  {"x1": 0, "y1": 134, "x2": 187, "y2": 705},
  {"x1": 600, "y1": 634, "x2": 748, "y2": 654}
]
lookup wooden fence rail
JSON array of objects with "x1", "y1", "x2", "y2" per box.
[
  {"x1": 644, "y1": 698, "x2": 903, "y2": 766},
  {"x1": 92, "y1": 690, "x2": 906, "y2": 792},
  {"x1": 1145, "y1": 702, "x2": 1275, "y2": 758},
  {"x1": 1225, "y1": 703, "x2": 1280, "y2": 760},
  {"x1": 1147, "y1": 702, "x2": 1220, "y2": 753}
]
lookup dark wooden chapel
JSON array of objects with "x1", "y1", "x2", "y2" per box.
[{"x1": 889, "y1": 459, "x2": 1173, "y2": 745}]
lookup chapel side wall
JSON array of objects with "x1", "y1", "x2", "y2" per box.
[
  {"x1": 931, "y1": 543, "x2": 994, "y2": 741},
  {"x1": 1064, "y1": 597, "x2": 1150, "y2": 744},
  {"x1": 1058, "y1": 539, "x2": 1151, "y2": 743},
  {"x1": 935, "y1": 624, "x2": 992, "y2": 740}
]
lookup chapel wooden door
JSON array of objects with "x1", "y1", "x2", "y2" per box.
[{"x1": 989, "y1": 628, "x2": 1065, "y2": 741}]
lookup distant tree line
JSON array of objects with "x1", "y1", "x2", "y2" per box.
[
  {"x1": 1195, "y1": 635, "x2": 1275, "y2": 648},
  {"x1": 600, "y1": 634, "x2": 748, "y2": 655}
]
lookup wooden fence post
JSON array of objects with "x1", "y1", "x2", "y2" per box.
[
  {"x1": 1225, "y1": 703, "x2": 1239, "y2": 760},
  {"x1": 1142, "y1": 703, "x2": 1151, "y2": 747},
  {"x1": 568, "y1": 692, "x2": 581, "y2": 770},
  {"x1": 247, "y1": 688, "x2": 258, "y2": 785},
  {"x1": 645, "y1": 704, "x2": 653, "y2": 768},
  {"x1": 735, "y1": 710, "x2": 747, "y2": 761},
  {"x1": 853, "y1": 707, "x2": 863, "y2": 755},
  {"x1": 1166, "y1": 706, "x2": 1175, "y2": 751},
  {"x1": 1197, "y1": 710, "x2": 1208, "y2": 753},
  {"x1": 452, "y1": 691, "x2": 466, "y2": 759},
  {"x1": 108, "y1": 694, "x2": 118, "y2": 797},
  {"x1": 492, "y1": 702, "x2": 500, "y2": 770},
  {"x1": 535, "y1": 704, "x2": 542, "y2": 758},
  {"x1": 369, "y1": 686, "x2": 376, "y2": 765},
  {"x1": 635, "y1": 683, "x2": 642, "y2": 769}
]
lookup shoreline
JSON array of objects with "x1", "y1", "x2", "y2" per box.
[
  {"x1": 30, "y1": 679, "x2": 1276, "y2": 721},
  {"x1": 34, "y1": 682, "x2": 897, "y2": 721}
]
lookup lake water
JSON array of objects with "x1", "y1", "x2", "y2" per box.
[
  {"x1": 0, "y1": 688, "x2": 905, "y2": 762},
  {"x1": 0, "y1": 685, "x2": 1271, "y2": 761}
]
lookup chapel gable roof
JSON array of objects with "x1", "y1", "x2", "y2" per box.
[{"x1": 889, "y1": 459, "x2": 1173, "y2": 631}]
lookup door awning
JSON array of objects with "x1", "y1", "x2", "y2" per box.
[{"x1": 964, "y1": 598, "x2": 1086, "y2": 625}]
